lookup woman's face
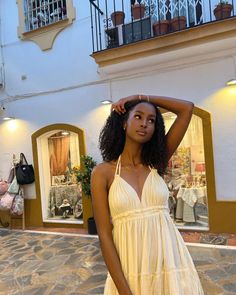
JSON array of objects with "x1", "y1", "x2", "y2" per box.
[{"x1": 124, "y1": 102, "x2": 156, "y2": 144}]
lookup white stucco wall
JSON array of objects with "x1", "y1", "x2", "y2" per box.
[{"x1": 0, "y1": 1, "x2": 236, "y2": 201}]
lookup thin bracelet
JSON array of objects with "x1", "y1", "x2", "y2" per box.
[{"x1": 139, "y1": 94, "x2": 149, "y2": 101}]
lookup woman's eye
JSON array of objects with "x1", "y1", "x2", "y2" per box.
[
  {"x1": 135, "y1": 115, "x2": 141, "y2": 119},
  {"x1": 148, "y1": 119, "x2": 155, "y2": 123}
]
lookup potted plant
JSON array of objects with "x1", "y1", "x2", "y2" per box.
[
  {"x1": 132, "y1": 0, "x2": 146, "y2": 20},
  {"x1": 213, "y1": 0, "x2": 233, "y2": 20},
  {"x1": 153, "y1": 19, "x2": 169, "y2": 36},
  {"x1": 76, "y1": 155, "x2": 97, "y2": 235},
  {"x1": 170, "y1": 16, "x2": 186, "y2": 32},
  {"x1": 111, "y1": 11, "x2": 125, "y2": 26}
]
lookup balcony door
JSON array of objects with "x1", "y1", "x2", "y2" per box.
[{"x1": 143, "y1": 0, "x2": 203, "y2": 26}]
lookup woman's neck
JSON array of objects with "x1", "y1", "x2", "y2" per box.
[{"x1": 121, "y1": 143, "x2": 143, "y2": 166}]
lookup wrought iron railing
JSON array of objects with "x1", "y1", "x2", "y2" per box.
[
  {"x1": 89, "y1": 0, "x2": 236, "y2": 53},
  {"x1": 24, "y1": 0, "x2": 67, "y2": 32}
]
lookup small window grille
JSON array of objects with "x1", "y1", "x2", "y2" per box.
[{"x1": 24, "y1": 0, "x2": 67, "y2": 32}]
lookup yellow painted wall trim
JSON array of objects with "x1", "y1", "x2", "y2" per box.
[
  {"x1": 16, "y1": 0, "x2": 76, "y2": 50},
  {"x1": 28, "y1": 123, "x2": 89, "y2": 228},
  {"x1": 92, "y1": 18, "x2": 236, "y2": 67}
]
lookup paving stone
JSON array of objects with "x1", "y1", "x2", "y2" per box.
[
  {"x1": 33, "y1": 245, "x2": 43, "y2": 252},
  {"x1": 223, "y1": 282, "x2": 236, "y2": 293},
  {"x1": 205, "y1": 268, "x2": 229, "y2": 281},
  {"x1": 224, "y1": 264, "x2": 236, "y2": 275},
  {"x1": 40, "y1": 251, "x2": 54, "y2": 260},
  {"x1": 1, "y1": 229, "x2": 236, "y2": 295},
  {"x1": 48, "y1": 283, "x2": 66, "y2": 294},
  {"x1": 27, "y1": 240, "x2": 39, "y2": 246},
  {"x1": 16, "y1": 274, "x2": 32, "y2": 286},
  {"x1": 13, "y1": 286, "x2": 48, "y2": 295},
  {"x1": 219, "y1": 249, "x2": 236, "y2": 257},
  {"x1": 89, "y1": 286, "x2": 105, "y2": 294},
  {"x1": 92, "y1": 264, "x2": 108, "y2": 273},
  {"x1": 57, "y1": 247, "x2": 77, "y2": 255},
  {"x1": 10, "y1": 260, "x2": 25, "y2": 267},
  {"x1": 194, "y1": 260, "x2": 212, "y2": 266},
  {"x1": 42, "y1": 239, "x2": 54, "y2": 246}
]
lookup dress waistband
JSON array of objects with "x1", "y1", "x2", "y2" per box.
[{"x1": 112, "y1": 205, "x2": 169, "y2": 224}]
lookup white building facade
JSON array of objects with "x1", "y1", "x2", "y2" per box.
[{"x1": 0, "y1": 0, "x2": 236, "y2": 233}]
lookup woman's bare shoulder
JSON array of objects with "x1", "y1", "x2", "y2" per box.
[{"x1": 92, "y1": 161, "x2": 116, "y2": 179}]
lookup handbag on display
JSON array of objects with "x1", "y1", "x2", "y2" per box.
[
  {"x1": 0, "y1": 181, "x2": 8, "y2": 195},
  {"x1": 7, "y1": 167, "x2": 15, "y2": 184},
  {"x1": 10, "y1": 190, "x2": 24, "y2": 216},
  {"x1": 7, "y1": 176, "x2": 20, "y2": 194},
  {"x1": 0, "y1": 192, "x2": 14, "y2": 211},
  {"x1": 16, "y1": 153, "x2": 35, "y2": 185}
]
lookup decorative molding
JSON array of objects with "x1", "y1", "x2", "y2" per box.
[{"x1": 16, "y1": 0, "x2": 76, "y2": 50}]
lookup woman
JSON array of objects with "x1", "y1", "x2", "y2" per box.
[{"x1": 91, "y1": 94, "x2": 204, "y2": 295}]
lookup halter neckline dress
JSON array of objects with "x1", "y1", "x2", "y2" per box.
[{"x1": 104, "y1": 156, "x2": 204, "y2": 295}]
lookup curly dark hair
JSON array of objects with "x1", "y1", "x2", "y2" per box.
[{"x1": 99, "y1": 99, "x2": 168, "y2": 175}]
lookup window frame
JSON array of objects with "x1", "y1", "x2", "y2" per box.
[{"x1": 17, "y1": 0, "x2": 76, "y2": 50}]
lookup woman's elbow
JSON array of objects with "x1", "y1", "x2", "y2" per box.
[{"x1": 187, "y1": 101, "x2": 194, "y2": 112}]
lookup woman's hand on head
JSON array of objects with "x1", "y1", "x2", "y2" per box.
[{"x1": 111, "y1": 95, "x2": 136, "y2": 115}]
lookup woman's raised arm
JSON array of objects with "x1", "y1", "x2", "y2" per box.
[
  {"x1": 91, "y1": 164, "x2": 133, "y2": 295},
  {"x1": 111, "y1": 94, "x2": 194, "y2": 161}
]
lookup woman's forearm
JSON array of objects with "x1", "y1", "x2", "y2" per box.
[
  {"x1": 111, "y1": 94, "x2": 193, "y2": 115},
  {"x1": 100, "y1": 235, "x2": 133, "y2": 295},
  {"x1": 136, "y1": 94, "x2": 194, "y2": 115}
]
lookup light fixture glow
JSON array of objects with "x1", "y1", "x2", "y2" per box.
[
  {"x1": 226, "y1": 79, "x2": 236, "y2": 86},
  {"x1": 3, "y1": 116, "x2": 15, "y2": 121},
  {"x1": 61, "y1": 131, "x2": 70, "y2": 136},
  {"x1": 101, "y1": 100, "x2": 112, "y2": 105}
]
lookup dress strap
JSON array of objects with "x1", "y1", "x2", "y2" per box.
[{"x1": 115, "y1": 155, "x2": 121, "y2": 176}]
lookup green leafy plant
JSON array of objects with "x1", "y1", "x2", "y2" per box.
[
  {"x1": 215, "y1": 0, "x2": 229, "y2": 7},
  {"x1": 76, "y1": 155, "x2": 97, "y2": 197}
]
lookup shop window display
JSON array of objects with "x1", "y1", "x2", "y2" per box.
[
  {"x1": 36, "y1": 129, "x2": 83, "y2": 224},
  {"x1": 163, "y1": 112, "x2": 208, "y2": 229}
]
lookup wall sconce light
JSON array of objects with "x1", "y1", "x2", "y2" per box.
[
  {"x1": 61, "y1": 131, "x2": 70, "y2": 136},
  {"x1": 3, "y1": 116, "x2": 15, "y2": 121},
  {"x1": 0, "y1": 105, "x2": 5, "y2": 115},
  {"x1": 226, "y1": 79, "x2": 236, "y2": 86},
  {"x1": 0, "y1": 105, "x2": 15, "y2": 121},
  {"x1": 101, "y1": 100, "x2": 112, "y2": 105}
]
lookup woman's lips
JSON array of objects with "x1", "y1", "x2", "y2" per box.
[{"x1": 136, "y1": 130, "x2": 147, "y2": 136}]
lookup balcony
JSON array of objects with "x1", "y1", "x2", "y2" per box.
[{"x1": 89, "y1": 0, "x2": 236, "y2": 68}]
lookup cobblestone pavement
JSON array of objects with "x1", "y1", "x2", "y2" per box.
[{"x1": 0, "y1": 229, "x2": 236, "y2": 295}]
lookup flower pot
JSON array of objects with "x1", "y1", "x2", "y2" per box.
[
  {"x1": 111, "y1": 11, "x2": 125, "y2": 26},
  {"x1": 213, "y1": 4, "x2": 233, "y2": 20},
  {"x1": 153, "y1": 20, "x2": 169, "y2": 36},
  {"x1": 132, "y1": 4, "x2": 145, "y2": 20},
  {"x1": 88, "y1": 217, "x2": 97, "y2": 235},
  {"x1": 170, "y1": 16, "x2": 186, "y2": 32}
]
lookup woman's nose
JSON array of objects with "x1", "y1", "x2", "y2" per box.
[{"x1": 140, "y1": 120, "x2": 147, "y2": 127}]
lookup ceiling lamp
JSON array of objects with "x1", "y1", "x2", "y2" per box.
[
  {"x1": 101, "y1": 100, "x2": 112, "y2": 105},
  {"x1": 226, "y1": 79, "x2": 236, "y2": 86}
]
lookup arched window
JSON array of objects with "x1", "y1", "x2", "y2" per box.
[
  {"x1": 162, "y1": 107, "x2": 215, "y2": 231},
  {"x1": 31, "y1": 124, "x2": 87, "y2": 226}
]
